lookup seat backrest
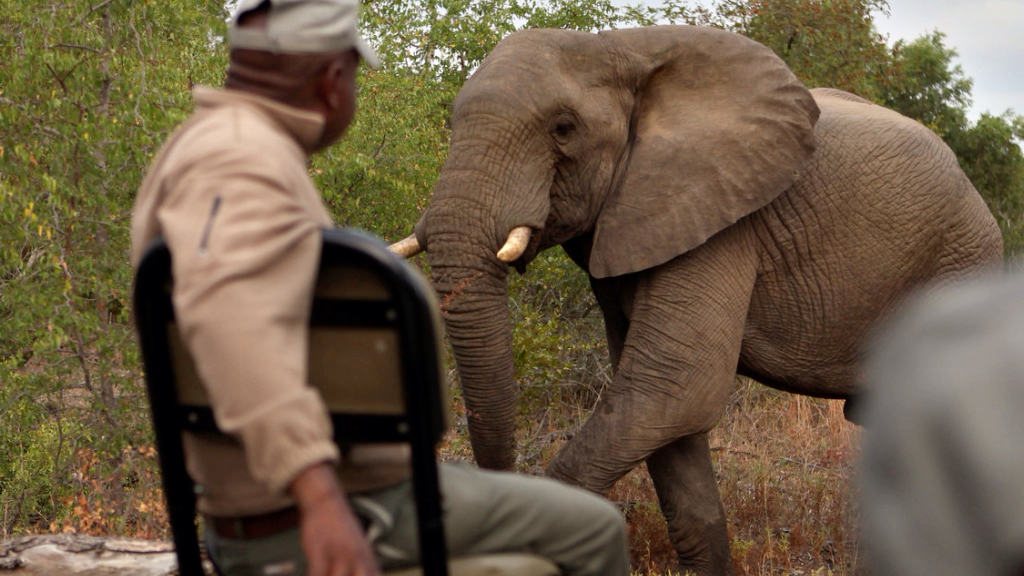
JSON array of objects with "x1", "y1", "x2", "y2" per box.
[{"x1": 134, "y1": 228, "x2": 449, "y2": 576}]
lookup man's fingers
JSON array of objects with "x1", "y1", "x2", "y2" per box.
[
  {"x1": 305, "y1": 550, "x2": 325, "y2": 576},
  {"x1": 363, "y1": 560, "x2": 384, "y2": 576},
  {"x1": 330, "y1": 553, "x2": 368, "y2": 576},
  {"x1": 354, "y1": 558, "x2": 380, "y2": 576},
  {"x1": 327, "y1": 558, "x2": 347, "y2": 576}
]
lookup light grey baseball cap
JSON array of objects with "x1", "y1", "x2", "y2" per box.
[{"x1": 229, "y1": 0, "x2": 379, "y2": 68}]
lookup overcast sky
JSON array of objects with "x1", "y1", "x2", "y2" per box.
[{"x1": 875, "y1": 0, "x2": 1023, "y2": 120}]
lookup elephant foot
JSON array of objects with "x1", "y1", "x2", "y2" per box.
[{"x1": 648, "y1": 434, "x2": 734, "y2": 576}]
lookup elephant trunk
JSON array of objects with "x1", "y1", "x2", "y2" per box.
[
  {"x1": 423, "y1": 120, "x2": 553, "y2": 470},
  {"x1": 427, "y1": 201, "x2": 519, "y2": 469}
]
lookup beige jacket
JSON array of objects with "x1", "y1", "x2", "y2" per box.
[{"x1": 131, "y1": 87, "x2": 408, "y2": 517}]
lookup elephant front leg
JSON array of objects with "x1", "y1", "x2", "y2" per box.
[
  {"x1": 548, "y1": 228, "x2": 757, "y2": 491},
  {"x1": 544, "y1": 349, "x2": 737, "y2": 494},
  {"x1": 648, "y1": 433, "x2": 733, "y2": 576},
  {"x1": 547, "y1": 228, "x2": 758, "y2": 573}
]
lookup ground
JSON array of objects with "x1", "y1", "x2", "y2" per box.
[{"x1": 440, "y1": 376, "x2": 862, "y2": 576}]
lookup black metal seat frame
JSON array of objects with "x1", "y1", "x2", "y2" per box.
[{"x1": 134, "y1": 228, "x2": 449, "y2": 576}]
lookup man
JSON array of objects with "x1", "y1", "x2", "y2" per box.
[
  {"x1": 130, "y1": 1, "x2": 629, "y2": 576},
  {"x1": 860, "y1": 273, "x2": 1024, "y2": 576}
]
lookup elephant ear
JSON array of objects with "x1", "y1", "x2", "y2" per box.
[{"x1": 589, "y1": 26, "x2": 819, "y2": 278}]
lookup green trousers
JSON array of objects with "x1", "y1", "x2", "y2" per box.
[{"x1": 205, "y1": 463, "x2": 629, "y2": 576}]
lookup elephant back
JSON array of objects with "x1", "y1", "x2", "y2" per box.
[
  {"x1": 808, "y1": 88, "x2": 1000, "y2": 265},
  {"x1": 747, "y1": 89, "x2": 1001, "y2": 372}
]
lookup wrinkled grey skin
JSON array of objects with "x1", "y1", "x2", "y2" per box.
[{"x1": 409, "y1": 26, "x2": 1003, "y2": 575}]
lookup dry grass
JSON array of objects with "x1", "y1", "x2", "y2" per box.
[
  {"x1": 711, "y1": 380, "x2": 861, "y2": 575},
  {"x1": 441, "y1": 376, "x2": 862, "y2": 576},
  {"x1": 21, "y1": 364, "x2": 861, "y2": 576},
  {"x1": 52, "y1": 446, "x2": 169, "y2": 540}
]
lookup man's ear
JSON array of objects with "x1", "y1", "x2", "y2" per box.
[{"x1": 319, "y1": 59, "x2": 345, "y2": 110}]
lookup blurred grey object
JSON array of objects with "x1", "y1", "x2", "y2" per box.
[{"x1": 861, "y1": 271, "x2": 1024, "y2": 576}]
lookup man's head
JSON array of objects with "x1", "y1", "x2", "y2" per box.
[{"x1": 225, "y1": 0, "x2": 379, "y2": 150}]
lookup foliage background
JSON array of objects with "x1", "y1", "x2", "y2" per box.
[{"x1": 1, "y1": 0, "x2": 1021, "y2": 572}]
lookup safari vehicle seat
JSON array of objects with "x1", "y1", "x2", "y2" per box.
[{"x1": 133, "y1": 228, "x2": 559, "y2": 576}]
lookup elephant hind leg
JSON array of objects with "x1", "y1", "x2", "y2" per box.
[
  {"x1": 647, "y1": 433, "x2": 733, "y2": 576},
  {"x1": 842, "y1": 394, "x2": 863, "y2": 424}
]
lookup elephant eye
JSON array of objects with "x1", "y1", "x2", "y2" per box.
[{"x1": 553, "y1": 121, "x2": 575, "y2": 139}]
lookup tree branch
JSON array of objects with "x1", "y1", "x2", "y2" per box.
[
  {"x1": 43, "y1": 62, "x2": 70, "y2": 96},
  {"x1": 83, "y1": 0, "x2": 117, "y2": 19},
  {"x1": 48, "y1": 43, "x2": 100, "y2": 53}
]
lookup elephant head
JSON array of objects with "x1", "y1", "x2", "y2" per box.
[{"x1": 397, "y1": 26, "x2": 819, "y2": 470}]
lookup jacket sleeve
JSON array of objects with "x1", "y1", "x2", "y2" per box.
[{"x1": 158, "y1": 148, "x2": 339, "y2": 495}]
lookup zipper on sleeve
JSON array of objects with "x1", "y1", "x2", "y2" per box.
[{"x1": 198, "y1": 196, "x2": 222, "y2": 256}]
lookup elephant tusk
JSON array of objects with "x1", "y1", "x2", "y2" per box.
[
  {"x1": 496, "y1": 226, "x2": 531, "y2": 262},
  {"x1": 389, "y1": 234, "x2": 424, "y2": 258}
]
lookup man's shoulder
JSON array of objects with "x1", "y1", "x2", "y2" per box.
[
  {"x1": 153, "y1": 106, "x2": 301, "y2": 187},
  {"x1": 177, "y1": 103, "x2": 294, "y2": 161}
]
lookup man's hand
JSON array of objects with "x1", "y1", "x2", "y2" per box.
[{"x1": 290, "y1": 462, "x2": 381, "y2": 576}]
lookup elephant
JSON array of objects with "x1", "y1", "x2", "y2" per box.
[{"x1": 389, "y1": 25, "x2": 1003, "y2": 574}]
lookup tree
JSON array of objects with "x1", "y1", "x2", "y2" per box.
[
  {"x1": 705, "y1": 0, "x2": 896, "y2": 99},
  {"x1": 0, "y1": 0, "x2": 228, "y2": 536},
  {"x1": 361, "y1": 0, "x2": 626, "y2": 89},
  {"x1": 881, "y1": 31, "x2": 972, "y2": 139},
  {"x1": 951, "y1": 113, "x2": 1024, "y2": 255}
]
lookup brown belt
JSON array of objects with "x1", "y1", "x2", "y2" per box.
[{"x1": 205, "y1": 506, "x2": 300, "y2": 540}]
